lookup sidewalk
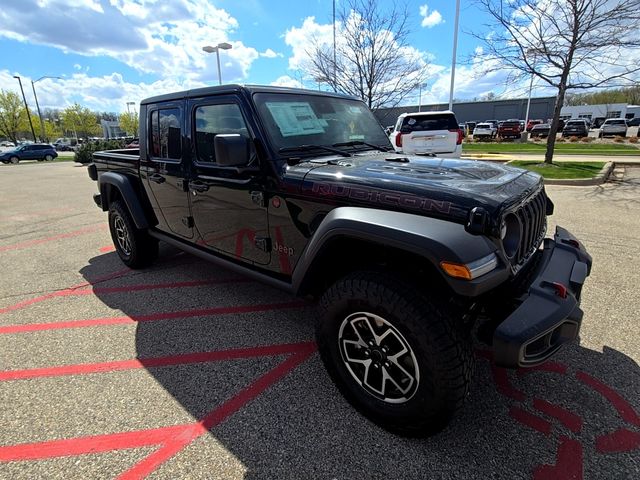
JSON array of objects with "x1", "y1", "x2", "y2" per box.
[{"x1": 462, "y1": 153, "x2": 640, "y2": 164}]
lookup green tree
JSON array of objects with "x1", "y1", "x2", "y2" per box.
[
  {"x1": 43, "y1": 119, "x2": 62, "y2": 141},
  {"x1": 61, "y1": 103, "x2": 101, "y2": 140},
  {"x1": 119, "y1": 111, "x2": 139, "y2": 137},
  {"x1": 0, "y1": 90, "x2": 27, "y2": 144}
]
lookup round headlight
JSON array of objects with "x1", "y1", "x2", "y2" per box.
[{"x1": 501, "y1": 213, "x2": 521, "y2": 259}]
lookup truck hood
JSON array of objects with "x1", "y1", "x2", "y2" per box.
[{"x1": 286, "y1": 152, "x2": 542, "y2": 224}]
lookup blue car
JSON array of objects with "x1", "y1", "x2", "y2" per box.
[{"x1": 0, "y1": 144, "x2": 58, "y2": 164}]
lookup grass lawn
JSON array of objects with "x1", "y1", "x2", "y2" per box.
[
  {"x1": 508, "y1": 161, "x2": 605, "y2": 179},
  {"x1": 462, "y1": 142, "x2": 639, "y2": 155}
]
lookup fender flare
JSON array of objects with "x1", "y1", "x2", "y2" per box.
[
  {"x1": 291, "y1": 207, "x2": 509, "y2": 297},
  {"x1": 98, "y1": 171, "x2": 149, "y2": 229}
]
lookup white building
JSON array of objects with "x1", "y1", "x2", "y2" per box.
[{"x1": 560, "y1": 103, "x2": 640, "y2": 123}]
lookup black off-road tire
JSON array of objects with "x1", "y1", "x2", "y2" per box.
[
  {"x1": 108, "y1": 200, "x2": 158, "y2": 269},
  {"x1": 9, "y1": 156, "x2": 19, "y2": 164},
  {"x1": 316, "y1": 271, "x2": 474, "y2": 437}
]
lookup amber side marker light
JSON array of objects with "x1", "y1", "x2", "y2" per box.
[
  {"x1": 440, "y1": 253, "x2": 499, "y2": 280},
  {"x1": 440, "y1": 262, "x2": 473, "y2": 280}
]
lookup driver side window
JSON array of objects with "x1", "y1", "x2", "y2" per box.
[{"x1": 194, "y1": 103, "x2": 253, "y2": 164}]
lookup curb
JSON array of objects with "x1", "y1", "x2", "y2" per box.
[{"x1": 539, "y1": 161, "x2": 614, "y2": 186}]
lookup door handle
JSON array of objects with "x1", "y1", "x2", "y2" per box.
[
  {"x1": 149, "y1": 173, "x2": 165, "y2": 184},
  {"x1": 190, "y1": 181, "x2": 209, "y2": 193}
]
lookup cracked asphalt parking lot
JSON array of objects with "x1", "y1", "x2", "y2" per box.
[{"x1": 0, "y1": 161, "x2": 638, "y2": 479}]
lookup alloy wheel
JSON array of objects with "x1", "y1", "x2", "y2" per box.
[{"x1": 338, "y1": 312, "x2": 420, "y2": 404}]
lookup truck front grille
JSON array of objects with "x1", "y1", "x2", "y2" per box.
[{"x1": 513, "y1": 189, "x2": 547, "y2": 267}]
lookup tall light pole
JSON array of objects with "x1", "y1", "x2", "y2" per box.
[
  {"x1": 126, "y1": 101, "x2": 135, "y2": 114},
  {"x1": 32, "y1": 75, "x2": 62, "y2": 142},
  {"x1": 418, "y1": 83, "x2": 427, "y2": 112},
  {"x1": 13, "y1": 76, "x2": 37, "y2": 142},
  {"x1": 202, "y1": 43, "x2": 233, "y2": 85},
  {"x1": 333, "y1": 0, "x2": 337, "y2": 92},
  {"x1": 524, "y1": 72, "x2": 535, "y2": 133},
  {"x1": 448, "y1": 0, "x2": 460, "y2": 111}
]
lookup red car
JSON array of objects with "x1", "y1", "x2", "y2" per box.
[{"x1": 497, "y1": 120, "x2": 522, "y2": 139}]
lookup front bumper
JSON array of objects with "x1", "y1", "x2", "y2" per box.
[{"x1": 493, "y1": 226, "x2": 592, "y2": 368}]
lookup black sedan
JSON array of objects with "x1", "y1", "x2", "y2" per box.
[
  {"x1": 0, "y1": 144, "x2": 58, "y2": 164},
  {"x1": 530, "y1": 123, "x2": 551, "y2": 138}
]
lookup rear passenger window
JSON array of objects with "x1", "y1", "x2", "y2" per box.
[
  {"x1": 150, "y1": 108, "x2": 181, "y2": 159},
  {"x1": 401, "y1": 114, "x2": 458, "y2": 132},
  {"x1": 194, "y1": 103, "x2": 252, "y2": 163}
]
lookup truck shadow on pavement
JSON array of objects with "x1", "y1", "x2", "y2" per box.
[{"x1": 81, "y1": 251, "x2": 640, "y2": 480}]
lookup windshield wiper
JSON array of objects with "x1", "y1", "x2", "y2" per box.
[
  {"x1": 331, "y1": 141, "x2": 392, "y2": 152},
  {"x1": 278, "y1": 144, "x2": 352, "y2": 158}
]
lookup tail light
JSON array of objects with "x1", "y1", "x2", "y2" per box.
[
  {"x1": 450, "y1": 129, "x2": 464, "y2": 145},
  {"x1": 395, "y1": 133, "x2": 402, "y2": 148}
]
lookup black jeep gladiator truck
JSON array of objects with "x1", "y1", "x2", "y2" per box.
[{"x1": 88, "y1": 85, "x2": 592, "y2": 436}]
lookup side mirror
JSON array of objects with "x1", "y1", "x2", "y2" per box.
[{"x1": 214, "y1": 134, "x2": 249, "y2": 167}]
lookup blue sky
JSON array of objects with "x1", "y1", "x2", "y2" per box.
[{"x1": 0, "y1": 0, "x2": 520, "y2": 113}]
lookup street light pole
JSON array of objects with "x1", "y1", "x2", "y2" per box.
[
  {"x1": 202, "y1": 43, "x2": 233, "y2": 85},
  {"x1": 31, "y1": 76, "x2": 62, "y2": 142},
  {"x1": 13, "y1": 76, "x2": 37, "y2": 142},
  {"x1": 524, "y1": 72, "x2": 534, "y2": 133},
  {"x1": 448, "y1": 0, "x2": 460, "y2": 111}
]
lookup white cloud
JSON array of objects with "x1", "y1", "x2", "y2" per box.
[
  {"x1": 419, "y1": 4, "x2": 443, "y2": 28},
  {"x1": 260, "y1": 48, "x2": 282, "y2": 58},
  {"x1": 284, "y1": 16, "x2": 334, "y2": 71},
  {"x1": 0, "y1": 0, "x2": 267, "y2": 84},
  {"x1": 270, "y1": 75, "x2": 302, "y2": 88},
  {"x1": 73, "y1": 64, "x2": 82, "y2": 70},
  {"x1": 0, "y1": 69, "x2": 206, "y2": 113}
]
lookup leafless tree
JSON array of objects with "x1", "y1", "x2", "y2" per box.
[
  {"x1": 304, "y1": 0, "x2": 428, "y2": 110},
  {"x1": 473, "y1": 0, "x2": 640, "y2": 163}
]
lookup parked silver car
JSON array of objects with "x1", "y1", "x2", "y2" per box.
[{"x1": 599, "y1": 118, "x2": 628, "y2": 138}]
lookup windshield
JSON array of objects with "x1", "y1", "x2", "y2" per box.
[{"x1": 253, "y1": 92, "x2": 390, "y2": 154}]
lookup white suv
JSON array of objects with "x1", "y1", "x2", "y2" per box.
[
  {"x1": 599, "y1": 118, "x2": 628, "y2": 138},
  {"x1": 389, "y1": 111, "x2": 463, "y2": 157}
]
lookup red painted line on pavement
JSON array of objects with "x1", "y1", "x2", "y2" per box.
[
  {"x1": 0, "y1": 425, "x2": 185, "y2": 462},
  {"x1": 533, "y1": 436, "x2": 583, "y2": 480},
  {"x1": 517, "y1": 361, "x2": 568, "y2": 376},
  {"x1": 99, "y1": 245, "x2": 115, "y2": 253},
  {"x1": 0, "y1": 342, "x2": 315, "y2": 381},
  {"x1": 491, "y1": 365, "x2": 526, "y2": 401},
  {"x1": 533, "y1": 399, "x2": 582, "y2": 433},
  {"x1": 0, "y1": 224, "x2": 106, "y2": 253},
  {"x1": 0, "y1": 300, "x2": 307, "y2": 334},
  {"x1": 576, "y1": 371, "x2": 640, "y2": 427},
  {"x1": 0, "y1": 268, "x2": 131, "y2": 314},
  {"x1": 119, "y1": 345, "x2": 316, "y2": 479},
  {"x1": 596, "y1": 428, "x2": 640, "y2": 453},
  {"x1": 0, "y1": 343, "x2": 317, "y2": 476},
  {"x1": 509, "y1": 406, "x2": 552, "y2": 435}
]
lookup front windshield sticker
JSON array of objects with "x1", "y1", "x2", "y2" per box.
[{"x1": 265, "y1": 102, "x2": 325, "y2": 137}]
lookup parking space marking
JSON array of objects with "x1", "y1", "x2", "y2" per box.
[
  {"x1": 0, "y1": 268, "x2": 131, "y2": 314},
  {"x1": 0, "y1": 277, "x2": 252, "y2": 314},
  {"x1": 0, "y1": 223, "x2": 107, "y2": 253},
  {"x1": 0, "y1": 342, "x2": 317, "y2": 480},
  {"x1": 0, "y1": 342, "x2": 315, "y2": 381},
  {"x1": 479, "y1": 353, "x2": 640, "y2": 480},
  {"x1": 0, "y1": 300, "x2": 307, "y2": 334}
]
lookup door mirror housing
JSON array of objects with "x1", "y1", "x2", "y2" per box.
[{"x1": 214, "y1": 134, "x2": 250, "y2": 167}]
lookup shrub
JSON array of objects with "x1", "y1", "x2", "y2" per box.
[
  {"x1": 580, "y1": 136, "x2": 594, "y2": 143},
  {"x1": 629, "y1": 136, "x2": 639, "y2": 144},
  {"x1": 569, "y1": 136, "x2": 579, "y2": 143},
  {"x1": 613, "y1": 136, "x2": 625, "y2": 143},
  {"x1": 74, "y1": 139, "x2": 126, "y2": 164},
  {"x1": 556, "y1": 136, "x2": 565, "y2": 142}
]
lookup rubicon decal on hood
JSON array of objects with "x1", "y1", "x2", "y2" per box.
[{"x1": 305, "y1": 181, "x2": 455, "y2": 215}]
